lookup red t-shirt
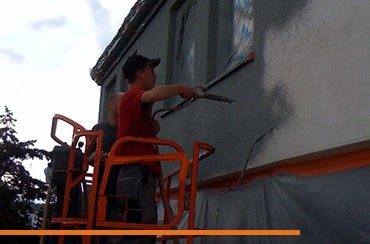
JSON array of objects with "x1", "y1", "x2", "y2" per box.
[{"x1": 117, "y1": 88, "x2": 161, "y2": 175}]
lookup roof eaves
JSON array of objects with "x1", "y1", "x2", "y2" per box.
[{"x1": 90, "y1": 0, "x2": 161, "y2": 85}]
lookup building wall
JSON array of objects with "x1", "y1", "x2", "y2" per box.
[
  {"x1": 253, "y1": 0, "x2": 370, "y2": 167},
  {"x1": 98, "y1": 0, "x2": 370, "y2": 181}
]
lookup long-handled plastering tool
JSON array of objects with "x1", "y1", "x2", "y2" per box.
[
  {"x1": 152, "y1": 87, "x2": 235, "y2": 119},
  {"x1": 195, "y1": 87, "x2": 235, "y2": 103}
]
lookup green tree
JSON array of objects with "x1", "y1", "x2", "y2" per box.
[{"x1": 0, "y1": 106, "x2": 49, "y2": 242}]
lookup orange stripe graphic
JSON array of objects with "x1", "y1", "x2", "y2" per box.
[{"x1": 0, "y1": 229, "x2": 300, "y2": 236}]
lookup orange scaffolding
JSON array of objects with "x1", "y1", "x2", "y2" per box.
[{"x1": 42, "y1": 114, "x2": 214, "y2": 244}]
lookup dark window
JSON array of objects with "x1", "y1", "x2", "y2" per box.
[
  {"x1": 167, "y1": 0, "x2": 198, "y2": 106},
  {"x1": 172, "y1": 0, "x2": 197, "y2": 86},
  {"x1": 164, "y1": 0, "x2": 254, "y2": 110}
]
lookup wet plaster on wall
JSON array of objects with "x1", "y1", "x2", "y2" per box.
[
  {"x1": 158, "y1": 0, "x2": 314, "y2": 180},
  {"x1": 194, "y1": 0, "x2": 311, "y2": 179},
  {"x1": 255, "y1": 0, "x2": 370, "y2": 166}
]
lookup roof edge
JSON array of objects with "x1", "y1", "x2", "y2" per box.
[{"x1": 90, "y1": 0, "x2": 161, "y2": 85}]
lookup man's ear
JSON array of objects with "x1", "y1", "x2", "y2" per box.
[
  {"x1": 136, "y1": 69, "x2": 143, "y2": 79},
  {"x1": 108, "y1": 99, "x2": 115, "y2": 111}
]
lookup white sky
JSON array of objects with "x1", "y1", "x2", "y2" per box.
[{"x1": 0, "y1": 0, "x2": 137, "y2": 182}]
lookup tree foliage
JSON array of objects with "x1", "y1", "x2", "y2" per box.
[{"x1": 0, "y1": 106, "x2": 49, "y2": 231}]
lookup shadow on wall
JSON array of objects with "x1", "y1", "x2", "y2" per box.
[
  {"x1": 252, "y1": 0, "x2": 311, "y2": 154},
  {"x1": 254, "y1": 0, "x2": 311, "y2": 129},
  {"x1": 253, "y1": 0, "x2": 310, "y2": 125}
]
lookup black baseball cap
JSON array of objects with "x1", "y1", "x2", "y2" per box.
[{"x1": 122, "y1": 54, "x2": 161, "y2": 79}]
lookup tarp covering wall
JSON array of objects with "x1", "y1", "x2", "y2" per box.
[
  {"x1": 223, "y1": 0, "x2": 254, "y2": 71},
  {"x1": 158, "y1": 165, "x2": 370, "y2": 243}
]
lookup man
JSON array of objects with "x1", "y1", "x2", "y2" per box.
[
  {"x1": 90, "y1": 92, "x2": 125, "y2": 188},
  {"x1": 116, "y1": 53, "x2": 197, "y2": 242},
  {"x1": 89, "y1": 92, "x2": 125, "y2": 244},
  {"x1": 90, "y1": 92, "x2": 125, "y2": 162}
]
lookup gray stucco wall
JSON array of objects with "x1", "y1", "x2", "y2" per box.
[
  {"x1": 256, "y1": 0, "x2": 370, "y2": 166},
  {"x1": 99, "y1": 0, "x2": 370, "y2": 181}
]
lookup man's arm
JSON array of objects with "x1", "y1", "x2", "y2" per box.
[{"x1": 141, "y1": 84, "x2": 197, "y2": 104}]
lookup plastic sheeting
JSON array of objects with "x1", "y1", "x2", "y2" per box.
[
  {"x1": 223, "y1": 0, "x2": 254, "y2": 71},
  {"x1": 158, "y1": 165, "x2": 370, "y2": 243}
]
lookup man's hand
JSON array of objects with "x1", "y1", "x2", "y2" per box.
[
  {"x1": 179, "y1": 85, "x2": 198, "y2": 99},
  {"x1": 88, "y1": 152, "x2": 96, "y2": 165},
  {"x1": 88, "y1": 151, "x2": 109, "y2": 165}
]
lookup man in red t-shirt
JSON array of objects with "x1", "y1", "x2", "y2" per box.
[{"x1": 115, "y1": 53, "x2": 197, "y2": 242}]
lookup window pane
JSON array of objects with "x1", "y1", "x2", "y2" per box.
[
  {"x1": 215, "y1": 0, "x2": 254, "y2": 76},
  {"x1": 173, "y1": 0, "x2": 197, "y2": 87}
]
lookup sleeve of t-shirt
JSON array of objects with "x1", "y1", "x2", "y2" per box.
[{"x1": 128, "y1": 89, "x2": 145, "y2": 119}]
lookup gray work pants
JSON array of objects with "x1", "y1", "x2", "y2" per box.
[{"x1": 111, "y1": 164, "x2": 157, "y2": 244}]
